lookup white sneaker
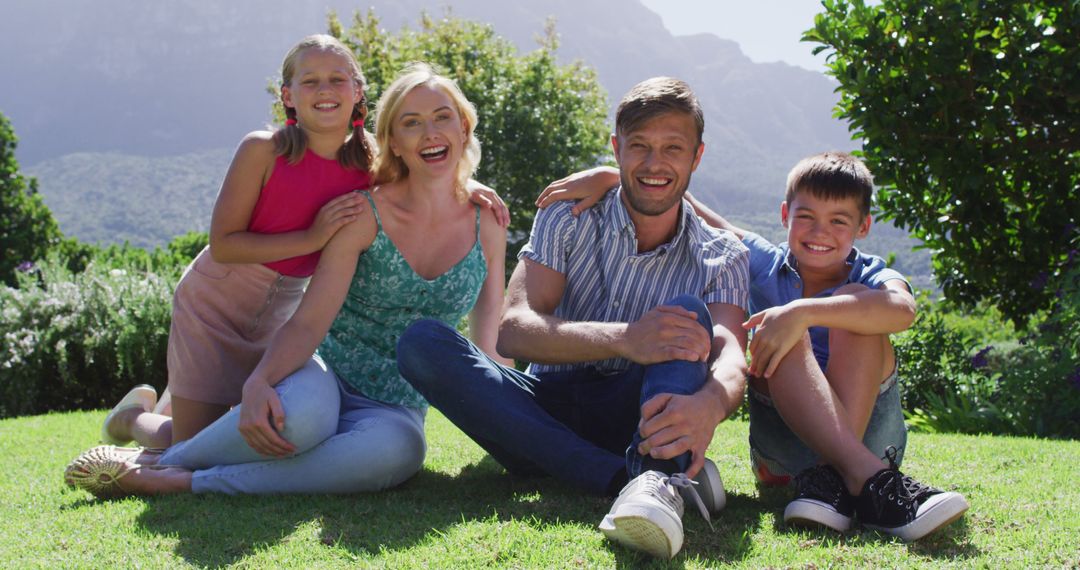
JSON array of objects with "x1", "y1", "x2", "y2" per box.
[
  {"x1": 598, "y1": 470, "x2": 685, "y2": 559},
  {"x1": 687, "y1": 457, "x2": 726, "y2": 517}
]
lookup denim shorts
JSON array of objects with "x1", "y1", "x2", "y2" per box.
[{"x1": 747, "y1": 369, "x2": 908, "y2": 486}]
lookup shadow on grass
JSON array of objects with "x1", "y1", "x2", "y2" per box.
[{"x1": 128, "y1": 455, "x2": 762, "y2": 568}]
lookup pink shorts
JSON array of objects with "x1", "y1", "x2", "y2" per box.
[{"x1": 166, "y1": 247, "x2": 309, "y2": 405}]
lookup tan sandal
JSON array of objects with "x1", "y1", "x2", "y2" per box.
[
  {"x1": 64, "y1": 445, "x2": 140, "y2": 498},
  {"x1": 64, "y1": 444, "x2": 162, "y2": 480},
  {"x1": 64, "y1": 445, "x2": 167, "y2": 498}
]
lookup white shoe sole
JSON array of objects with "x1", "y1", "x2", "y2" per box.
[
  {"x1": 784, "y1": 498, "x2": 853, "y2": 532},
  {"x1": 101, "y1": 385, "x2": 156, "y2": 445},
  {"x1": 599, "y1": 504, "x2": 683, "y2": 559},
  {"x1": 152, "y1": 387, "x2": 172, "y2": 415},
  {"x1": 865, "y1": 491, "x2": 969, "y2": 541}
]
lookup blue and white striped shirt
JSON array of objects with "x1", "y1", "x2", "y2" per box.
[{"x1": 519, "y1": 187, "x2": 750, "y2": 374}]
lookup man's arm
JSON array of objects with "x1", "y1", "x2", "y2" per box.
[
  {"x1": 497, "y1": 259, "x2": 712, "y2": 365},
  {"x1": 637, "y1": 302, "x2": 748, "y2": 477},
  {"x1": 685, "y1": 193, "x2": 748, "y2": 240},
  {"x1": 744, "y1": 280, "x2": 916, "y2": 378}
]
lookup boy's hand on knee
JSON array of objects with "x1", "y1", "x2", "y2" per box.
[
  {"x1": 637, "y1": 393, "x2": 718, "y2": 478},
  {"x1": 744, "y1": 305, "x2": 808, "y2": 378},
  {"x1": 622, "y1": 306, "x2": 710, "y2": 365}
]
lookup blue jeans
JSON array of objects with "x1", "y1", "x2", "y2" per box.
[
  {"x1": 159, "y1": 355, "x2": 426, "y2": 494},
  {"x1": 397, "y1": 295, "x2": 713, "y2": 496}
]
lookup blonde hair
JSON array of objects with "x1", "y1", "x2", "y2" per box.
[
  {"x1": 272, "y1": 34, "x2": 373, "y2": 171},
  {"x1": 372, "y1": 62, "x2": 481, "y2": 201}
]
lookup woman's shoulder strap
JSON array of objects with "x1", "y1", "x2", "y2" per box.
[
  {"x1": 473, "y1": 203, "x2": 482, "y2": 239},
  {"x1": 359, "y1": 190, "x2": 382, "y2": 229}
]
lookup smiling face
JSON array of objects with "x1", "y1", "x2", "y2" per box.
[
  {"x1": 387, "y1": 84, "x2": 468, "y2": 179},
  {"x1": 612, "y1": 111, "x2": 704, "y2": 217},
  {"x1": 281, "y1": 47, "x2": 362, "y2": 132},
  {"x1": 782, "y1": 189, "x2": 872, "y2": 275}
]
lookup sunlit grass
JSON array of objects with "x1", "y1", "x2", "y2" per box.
[{"x1": 1, "y1": 409, "x2": 1076, "y2": 568}]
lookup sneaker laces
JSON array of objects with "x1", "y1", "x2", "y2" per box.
[
  {"x1": 900, "y1": 474, "x2": 938, "y2": 502},
  {"x1": 666, "y1": 473, "x2": 713, "y2": 529},
  {"x1": 883, "y1": 446, "x2": 900, "y2": 468},
  {"x1": 882, "y1": 446, "x2": 937, "y2": 502},
  {"x1": 872, "y1": 468, "x2": 917, "y2": 508},
  {"x1": 794, "y1": 465, "x2": 842, "y2": 499}
]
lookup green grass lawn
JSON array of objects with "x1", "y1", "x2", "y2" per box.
[{"x1": 2, "y1": 409, "x2": 1077, "y2": 568}]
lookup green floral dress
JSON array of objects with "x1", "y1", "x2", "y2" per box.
[{"x1": 317, "y1": 192, "x2": 486, "y2": 409}]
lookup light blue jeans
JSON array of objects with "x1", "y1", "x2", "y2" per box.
[{"x1": 158, "y1": 355, "x2": 426, "y2": 494}]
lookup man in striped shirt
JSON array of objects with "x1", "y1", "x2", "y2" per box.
[{"x1": 398, "y1": 77, "x2": 750, "y2": 559}]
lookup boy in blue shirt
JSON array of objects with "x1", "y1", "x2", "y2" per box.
[{"x1": 541, "y1": 151, "x2": 969, "y2": 541}]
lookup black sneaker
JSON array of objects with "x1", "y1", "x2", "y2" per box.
[
  {"x1": 855, "y1": 468, "x2": 969, "y2": 541},
  {"x1": 783, "y1": 464, "x2": 855, "y2": 532}
]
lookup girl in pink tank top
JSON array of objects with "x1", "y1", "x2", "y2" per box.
[{"x1": 100, "y1": 35, "x2": 374, "y2": 449}]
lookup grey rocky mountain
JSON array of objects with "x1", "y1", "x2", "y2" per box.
[{"x1": 7, "y1": 0, "x2": 928, "y2": 281}]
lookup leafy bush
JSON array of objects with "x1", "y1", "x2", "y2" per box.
[
  {"x1": 807, "y1": 0, "x2": 1080, "y2": 325},
  {"x1": 53, "y1": 231, "x2": 208, "y2": 276},
  {"x1": 897, "y1": 239, "x2": 1080, "y2": 438},
  {"x1": 0, "y1": 254, "x2": 180, "y2": 418},
  {"x1": 988, "y1": 239, "x2": 1080, "y2": 437},
  {"x1": 1, "y1": 112, "x2": 63, "y2": 286},
  {"x1": 894, "y1": 302, "x2": 1007, "y2": 434}
]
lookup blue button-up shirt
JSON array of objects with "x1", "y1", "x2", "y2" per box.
[
  {"x1": 519, "y1": 187, "x2": 750, "y2": 374},
  {"x1": 742, "y1": 231, "x2": 910, "y2": 370}
]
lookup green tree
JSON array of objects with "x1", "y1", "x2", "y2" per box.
[
  {"x1": 806, "y1": 0, "x2": 1079, "y2": 324},
  {"x1": 0, "y1": 111, "x2": 63, "y2": 285},
  {"x1": 313, "y1": 11, "x2": 610, "y2": 259}
]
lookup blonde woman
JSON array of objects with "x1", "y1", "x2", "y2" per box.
[{"x1": 67, "y1": 63, "x2": 510, "y2": 496}]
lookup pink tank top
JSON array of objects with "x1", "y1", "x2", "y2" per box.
[{"x1": 247, "y1": 150, "x2": 372, "y2": 277}]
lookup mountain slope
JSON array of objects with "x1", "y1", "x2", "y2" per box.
[
  {"x1": 27, "y1": 150, "x2": 232, "y2": 248},
  {"x1": 6, "y1": 0, "x2": 929, "y2": 281}
]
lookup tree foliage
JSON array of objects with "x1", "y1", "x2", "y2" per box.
[
  {"x1": 319, "y1": 10, "x2": 611, "y2": 258},
  {"x1": 806, "y1": 0, "x2": 1079, "y2": 324},
  {"x1": 0, "y1": 111, "x2": 63, "y2": 286}
]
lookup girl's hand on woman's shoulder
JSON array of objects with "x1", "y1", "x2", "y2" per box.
[
  {"x1": 465, "y1": 180, "x2": 510, "y2": 228},
  {"x1": 306, "y1": 191, "x2": 368, "y2": 250}
]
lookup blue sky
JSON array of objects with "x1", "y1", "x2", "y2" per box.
[{"x1": 640, "y1": 0, "x2": 831, "y2": 71}]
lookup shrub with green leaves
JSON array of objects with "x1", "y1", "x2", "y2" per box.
[
  {"x1": 989, "y1": 235, "x2": 1080, "y2": 437},
  {"x1": 0, "y1": 255, "x2": 180, "y2": 418},
  {"x1": 894, "y1": 303, "x2": 1007, "y2": 434},
  {"x1": 807, "y1": 0, "x2": 1079, "y2": 325},
  {"x1": 896, "y1": 239, "x2": 1080, "y2": 438},
  {"x1": 54, "y1": 231, "x2": 208, "y2": 276},
  {"x1": 1, "y1": 112, "x2": 63, "y2": 286}
]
